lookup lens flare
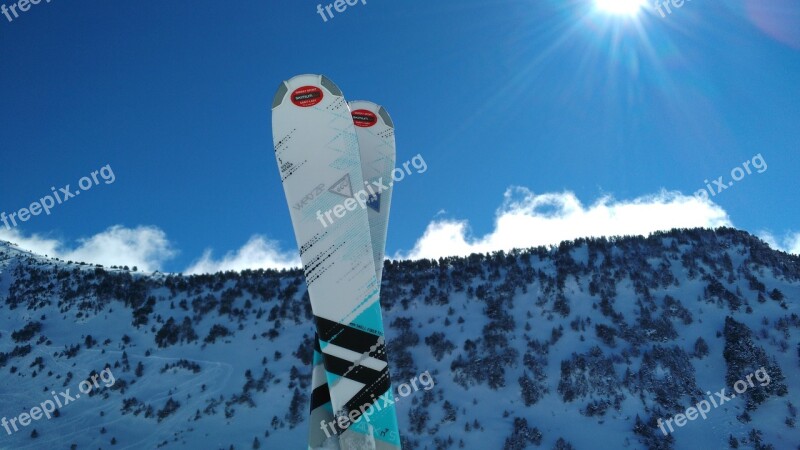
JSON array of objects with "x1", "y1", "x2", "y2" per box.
[{"x1": 595, "y1": 0, "x2": 645, "y2": 16}]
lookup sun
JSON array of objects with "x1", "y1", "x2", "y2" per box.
[{"x1": 594, "y1": 0, "x2": 645, "y2": 16}]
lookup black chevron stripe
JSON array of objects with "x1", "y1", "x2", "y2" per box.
[
  {"x1": 314, "y1": 333, "x2": 322, "y2": 353},
  {"x1": 319, "y1": 340, "x2": 388, "y2": 364},
  {"x1": 367, "y1": 343, "x2": 388, "y2": 363},
  {"x1": 322, "y1": 342, "x2": 388, "y2": 363},
  {"x1": 341, "y1": 370, "x2": 392, "y2": 417},
  {"x1": 325, "y1": 375, "x2": 392, "y2": 438},
  {"x1": 323, "y1": 353, "x2": 386, "y2": 386},
  {"x1": 310, "y1": 383, "x2": 332, "y2": 412},
  {"x1": 315, "y1": 315, "x2": 383, "y2": 354}
]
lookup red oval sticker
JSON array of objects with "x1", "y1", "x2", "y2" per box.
[
  {"x1": 352, "y1": 109, "x2": 378, "y2": 128},
  {"x1": 291, "y1": 86, "x2": 324, "y2": 107}
]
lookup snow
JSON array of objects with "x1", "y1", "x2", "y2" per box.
[{"x1": 0, "y1": 228, "x2": 798, "y2": 449}]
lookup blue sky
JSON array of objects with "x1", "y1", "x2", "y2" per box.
[{"x1": 0, "y1": 0, "x2": 798, "y2": 273}]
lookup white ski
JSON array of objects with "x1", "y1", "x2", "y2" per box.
[{"x1": 271, "y1": 74, "x2": 401, "y2": 450}]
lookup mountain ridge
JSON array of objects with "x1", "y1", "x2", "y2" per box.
[{"x1": 0, "y1": 227, "x2": 798, "y2": 450}]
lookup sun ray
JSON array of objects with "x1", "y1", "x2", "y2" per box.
[{"x1": 595, "y1": 0, "x2": 645, "y2": 17}]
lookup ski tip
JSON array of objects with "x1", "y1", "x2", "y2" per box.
[
  {"x1": 272, "y1": 81, "x2": 289, "y2": 109},
  {"x1": 273, "y1": 74, "x2": 345, "y2": 110},
  {"x1": 377, "y1": 106, "x2": 394, "y2": 129},
  {"x1": 320, "y1": 75, "x2": 344, "y2": 97},
  {"x1": 349, "y1": 101, "x2": 394, "y2": 129}
]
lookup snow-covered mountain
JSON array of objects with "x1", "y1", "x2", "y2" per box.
[{"x1": 0, "y1": 227, "x2": 798, "y2": 450}]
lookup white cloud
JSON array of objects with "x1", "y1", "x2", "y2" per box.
[
  {"x1": 0, "y1": 227, "x2": 299, "y2": 274},
  {"x1": 2, "y1": 188, "x2": 786, "y2": 274},
  {"x1": 395, "y1": 187, "x2": 733, "y2": 260},
  {"x1": 0, "y1": 225, "x2": 176, "y2": 272},
  {"x1": 758, "y1": 231, "x2": 800, "y2": 255},
  {"x1": 185, "y1": 236, "x2": 300, "y2": 274}
]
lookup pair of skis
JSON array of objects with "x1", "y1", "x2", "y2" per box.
[{"x1": 271, "y1": 74, "x2": 401, "y2": 450}]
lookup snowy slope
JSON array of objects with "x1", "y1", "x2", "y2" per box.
[{"x1": 0, "y1": 227, "x2": 798, "y2": 450}]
